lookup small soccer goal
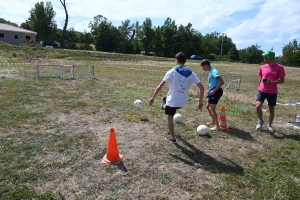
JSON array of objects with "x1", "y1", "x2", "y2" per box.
[
  {"x1": 68, "y1": 65, "x2": 95, "y2": 80},
  {"x1": 198, "y1": 72, "x2": 242, "y2": 91},
  {"x1": 36, "y1": 65, "x2": 63, "y2": 79},
  {"x1": 36, "y1": 64, "x2": 95, "y2": 79}
]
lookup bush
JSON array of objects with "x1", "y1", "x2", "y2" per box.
[{"x1": 207, "y1": 53, "x2": 218, "y2": 61}]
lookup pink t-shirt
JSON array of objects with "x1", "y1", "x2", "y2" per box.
[{"x1": 258, "y1": 63, "x2": 286, "y2": 94}]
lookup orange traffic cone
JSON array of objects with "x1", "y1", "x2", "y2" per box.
[
  {"x1": 101, "y1": 128, "x2": 123, "y2": 164},
  {"x1": 219, "y1": 106, "x2": 229, "y2": 130}
]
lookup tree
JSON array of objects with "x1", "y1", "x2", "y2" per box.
[
  {"x1": 20, "y1": 20, "x2": 31, "y2": 30},
  {"x1": 59, "y1": 0, "x2": 69, "y2": 32},
  {"x1": 95, "y1": 21, "x2": 121, "y2": 52},
  {"x1": 173, "y1": 24, "x2": 186, "y2": 54},
  {"x1": 227, "y1": 46, "x2": 240, "y2": 61},
  {"x1": 239, "y1": 44, "x2": 264, "y2": 64},
  {"x1": 182, "y1": 23, "x2": 203, "y2": 57},
  {"x1": 26, "y1": 1, "x2": 57, "y2": 45},
  {"x1": 0, "y1": 18, "x2": 18, "y2": 27},
  {"x1": 88, "y1": 15, "x2": 107, "y2": 37},
  {"x1": 161, "y1": 18, "x2": 177, "y2": 57},
  {"x1": 79, "y1": 31, "x2": 94, "y2": 50},
  {"x1": 89, "y1": 15, "x2": 123, "y2": 52},
  {"x1": 138, "y1": 18, "x2": 155, "y2": 54},
  {"x1": 153, "y1": 26, "x2": 163, "y2": 56},
  {"x1": 118, "y1": 19, "x2": 136, "y2": 53},
  {"x1": 59, "y1": 0, "x2": 70, "y2": 48},
  {"x1": 201, "y1": 32, "x2": 219, "y2": 59},
  {"x1": 119, "y1": 19, "x2": 135, "y2": 44},
  {"x1": 132, "y1": 21, "x2": 142, "y2": 54},
  {"x1": 63, "y1": 28, "x2": 81, "y2": 49},
  {"x1": 282, "y1": 39, "x2": 300, "y2": 67}
]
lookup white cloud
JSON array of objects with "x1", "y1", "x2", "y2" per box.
[
  {"x1": 1, "y1": 0, "x2": 299, "y2": 55},
  {"x1": 74, "y1": 21, "x2": 90, "y2": 32}
]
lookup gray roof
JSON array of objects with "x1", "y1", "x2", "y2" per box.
[{"x1": 0, "y1": 23, "x2": 37, "y2": 35}]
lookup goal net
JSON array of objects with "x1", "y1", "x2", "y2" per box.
[
  {"x1": 67, "y1": 65, "x2": 94, "y2": 80},
  {"x1": 198, "y1": 72, "x2": 241, "y2": 91},
  {"x1": 36, "y1": 65, "x2": 62, "y2": 79},
  {"x1": 36, "y1": 65, "x2": 95, "y2": 80}
]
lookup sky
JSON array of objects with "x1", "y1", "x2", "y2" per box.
[{"x1": 1, "y1": 0, "x2": 300, "y2": 56}]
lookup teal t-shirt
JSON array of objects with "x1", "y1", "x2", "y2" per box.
[{"x1": 208, "y1": 68, "x2": 221, "y2": 89}]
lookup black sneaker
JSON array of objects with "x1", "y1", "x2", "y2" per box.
[
  {"x1": 161, "y1": 96, "x2": 166, "y2": 110},
  {"x1": 165, "y1": 137, "x2": 177, "y2": 144}
]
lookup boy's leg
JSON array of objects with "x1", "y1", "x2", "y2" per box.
[
  {"x1": 266, "y1": 106, "x2": 275, "y2": 133},
  {"x1": 268, "y1": 106, "x2": 275, "y2": 126},
  {"x1": 206, "y1": 103, "x2": 214, "y2": 125},
  {"x1": 164, "y1": 106, "x2": 177, "y2": 143},
  {"x1": 266, "y1": 93, "x2": 277, "y2": 133},
  {"x1": 266, "y1": 93, "x2": 277, "y2": 126},
  {"x1": 207, "y1": 88, "x2": 223, "y2": 130},
  {"x1": 255, "y1": 101, "x2": 264, "y2": 131},
  {"x1": 167, "y1": 115, "x2": 175, "y2": 139},
  {"x1": 256, "y1": 101, "x2": 263, "y2": 121},
  {"x1": 208, "y1": 104, "x2": 220, "y2": 130},
  {"x1": 255, "y1": 91, "x2": 265, "y2": 131}
]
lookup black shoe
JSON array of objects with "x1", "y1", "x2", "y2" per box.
[
  {"x1": 161, "y1": 96, "x2": 166, "y2": 110},
  {"x1": 165, "y1": 137, "x2": 176, "y2": 144}
]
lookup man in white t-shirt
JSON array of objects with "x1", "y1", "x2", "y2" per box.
[{"x1": 149, "y1": 52, "x2": 205, "y2": 143}]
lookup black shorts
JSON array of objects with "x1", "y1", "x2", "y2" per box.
[
  {"x1": 165, "y1": 105, "x2": 181, "y2": 116},
  {"x1": 208, "y1": 88, "x2": 223, "y2": 104},
  {"x1": 256, "y1": 90, "x2": 277, "y2": 106}
]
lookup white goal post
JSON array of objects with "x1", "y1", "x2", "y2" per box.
[
  {"x1": 36, "y1": 64, "x2": 95, "y2": 79},
  {"x1": 36, "y1": 65, "x2": 62, "y2": 79},
  {"x1": 198, "y1": 73, "x2": 242, "y2": 91}
]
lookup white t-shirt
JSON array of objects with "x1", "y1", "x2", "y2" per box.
[{"x1": 163, "y1": 66, "x2": 200, "y2": 108}]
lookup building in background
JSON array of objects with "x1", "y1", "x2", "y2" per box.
[{"x1": 0, "y1": 23, "x2": 37, "y2": 45}]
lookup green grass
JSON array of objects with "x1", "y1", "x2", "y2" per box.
[{"x1": 0, "y1": 46, "x2": 299, "y2": 199}]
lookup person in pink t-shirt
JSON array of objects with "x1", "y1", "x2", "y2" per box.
[{"x1": 256, "y1": 50, "x2": 286, "y2": 133}]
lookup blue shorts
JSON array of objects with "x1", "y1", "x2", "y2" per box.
[
  {"x1": 165, "y1": 105, "x2": 181, "y2": 116},
  {"x1": 256, "y1": 90, "x2": 277, "y2": 106},
  {"x1": 208, "y1": 88, "x2": 223, "y2": 105}
]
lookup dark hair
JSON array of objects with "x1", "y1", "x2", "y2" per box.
[
  {"x1": 175, "y1": 52, "x2": 186, "y2": 64},
  {"x1": 200, "y1": 59, "x2": 210, "y2": 66}
]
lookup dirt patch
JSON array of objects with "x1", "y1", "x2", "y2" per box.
[
  {"x1": 16, "y1": 111, "x2": 218, "y2": 199},
  {"x1": 0, "y1": 67, "x2": 20, "y2": 79},
  {"x1": 1, "y1": 58, "x2": 300, "y2": 199}
]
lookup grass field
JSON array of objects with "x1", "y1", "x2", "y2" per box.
[{"x1": 1, "y1": 46, "x2": 300, "y2": 199}]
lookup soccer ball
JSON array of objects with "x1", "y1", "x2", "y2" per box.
[
  {"x1": 134, "y1": 99, "x2": 143, "y2": 107},
  {"x1": 197, "y1": 125, "x2": 209, "y2": 135},
  {"x1": 173, "y1": 113, "x2": 183, "y2": 123}
]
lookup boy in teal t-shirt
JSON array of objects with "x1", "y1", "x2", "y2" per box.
[{"x1": 200, "y1": 59, "x2": 224, "y2": 131}]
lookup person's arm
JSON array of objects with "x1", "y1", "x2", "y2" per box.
[
  {"x1": 210, "y1": 76, "x2": 224, "y2": 95},
  {"x1": 149, "y1": 81, "x2": 166, "y2": 106},
  {"x1": 258, "y1": 77, "x2": 262, "y2": 89},
  {"x1": 196, "y1": 82, "x2": 205, "y2": 110}
]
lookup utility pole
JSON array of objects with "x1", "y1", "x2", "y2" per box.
[{"x1": 220, "y1": 33, "x2": 225, "y2": 60}]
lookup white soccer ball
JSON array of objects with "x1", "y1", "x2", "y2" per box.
[
  {"x1": 173, "y1": 113, "x2": 183, "y2": 123},
  {"x1": 197, "y1": 125, "x2": 209, "y2": 135},
  {"x1": 134, "y1": 99, "x2": 143, "y2": 107}
]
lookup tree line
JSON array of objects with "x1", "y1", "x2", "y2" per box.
[{"x1": 1, "y1": 1, "x2": 299, "y2": 67}]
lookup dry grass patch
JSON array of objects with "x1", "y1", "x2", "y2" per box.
[{"x1": 0, "y1": 56, "x2": 299, "y2": 199}]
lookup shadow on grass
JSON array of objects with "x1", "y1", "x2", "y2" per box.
[
  {"x1": 171, "y1": 135, "x2": 244, "y2": 175},
  {"x1": 117, "y1": 161, "x2": 128, "y2": 172},
  {"x1": 224, "y1": 127, "x2": 255, "y2": 141},
  {"x1": 269, "y1": 131, "x2": 300, "y2": 141}
]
